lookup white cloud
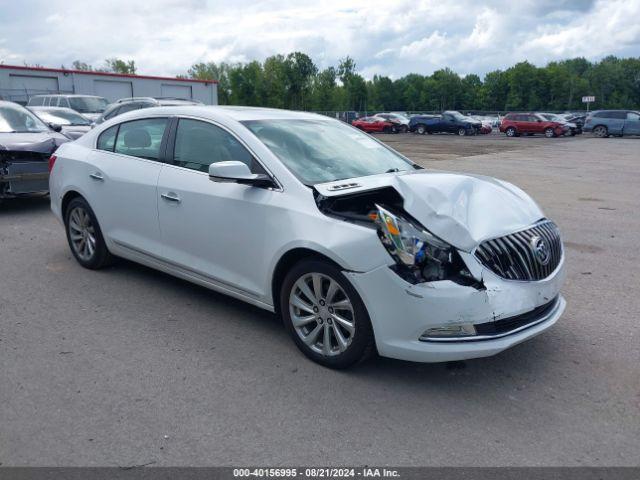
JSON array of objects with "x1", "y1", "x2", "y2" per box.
[{"x1": 0, "y1": 0, "x2": 638, "y2": 79}]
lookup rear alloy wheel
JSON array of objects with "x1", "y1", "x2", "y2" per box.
[
  {"x1": 416, "y1": 124, "x2": 426, "y2": 135},
  {"x1": 593, "y1": 125, "x2": 609, "y2": 138},
  {"x1": 281, "y1": 260, "x2": 375, "y2": 369},
  {"x1": 457, "y1": 127, "x2": 467, "y2": 136},
  {"x1": 505, "y1": 127, "x2": 517, "y2": 137},
  {"x1": 65, "y1": 197, "x2": 114, "y2": 269},
  {"x1": 544, "y1": 127, "x2": 556, "y2": 138}
]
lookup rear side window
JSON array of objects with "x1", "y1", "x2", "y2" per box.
[
  {"x1": 173, "y1": 119, "x2": 258, "y2": 173},
  {"x1": 103, "y1": 105, "x2": 121, "y2": 120},
  {"x1": 114, "y1": 118, "x2": 168, "y2": 161},
  {"x1": 97, "y1": 125, "x2": 118, "y2": 152},
  {"x1": 117, "y1": 103, "x2": 142, "y2": 115},
  {"x1": 627, "y1": 112, "x2": 640, "y2": 121}
]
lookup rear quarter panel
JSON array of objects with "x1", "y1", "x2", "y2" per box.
[{"x1": 49, "y1": 142, "x2": 93, "y2": 223}]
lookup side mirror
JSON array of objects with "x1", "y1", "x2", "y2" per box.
[
  {"x1": 209, "y1": 161, "x2": 274, "y2": 188},
  {"x1": 48, "y1": 122, "x2": 63, "y2": 132}
]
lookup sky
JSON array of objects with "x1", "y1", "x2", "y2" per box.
[{"x1": 1, "y1": 0, "x2": 639, "y2": 79}]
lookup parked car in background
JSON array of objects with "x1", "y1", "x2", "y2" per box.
[
  {"x1": 50, "y1": 106, "x2": 565, "y2": 368},
  {"x1": 376, "y1": 113, "x2": 410, "y2": 133},
  {"x1": 28, "y1": 106, "x2": 92, "y2": 140},
  {"x1": 94, "y1": 97, "x2": 203, "y2": 125},
  {"x1": 0, "y1": 101, "x2": 68, "y2": 200},
  {"x1": 500, "y1": 113, "x2": 568, "y2": 138},
  {"x1": 583, "y1": 110, "x2": 640, "y2": 137},
  {"x1": 27, "y1": 95, "x2": 109, "y2": 122},
  {"x1": 538, "y1": 113, "x2": 581, "y2": 136},
  {"x1": 351, "y1": 116, "x2": 396, "y2": 133},
  {"x1": 409, "y1": 111, "x2": 482, "y2": 135}
]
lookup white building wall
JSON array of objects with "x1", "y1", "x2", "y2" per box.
[{"x1": 0, "y1": 66, "x2": 218, "y2": 105}]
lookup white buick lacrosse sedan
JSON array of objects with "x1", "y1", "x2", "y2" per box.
[{"x1": 49, "y1": 106, "x2": 566, "y2": 368}]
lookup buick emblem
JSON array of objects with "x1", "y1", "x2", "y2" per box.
[{"x1": 530, "y1": 235, "x2": 550, "y2": 266}]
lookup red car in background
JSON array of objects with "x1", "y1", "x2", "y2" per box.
[
  {"x1": 351, "y1": 116, "x2": 396, "y2": 133},
  {"x1": 500, "y1": 113, "x2": 568, "y2": 138}
]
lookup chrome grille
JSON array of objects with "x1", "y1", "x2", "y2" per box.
[{"x1": 475, "y1": 220, "x2": 562, "y2": 281}]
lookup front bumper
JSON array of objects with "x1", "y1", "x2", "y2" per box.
[
  {"x1": 0, "y1": 161, "x2": 50, "y2": 197},
  {"x1": 346, "y1": 254, "x2": 566, "y2": 363}
]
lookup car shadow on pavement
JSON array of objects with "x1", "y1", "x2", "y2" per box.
[
  {"x1": 109, "y1": 255, "x2": 565, "y2": 390},
  {"x1": 0, "y1": 195, "x2": 50, "y2": 215}
]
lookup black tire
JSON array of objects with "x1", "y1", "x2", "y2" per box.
[
  {"x1": 415, "y1": 124, "x2": 427, "y2": 135},
  {"x1": 593, "y1": 125, "x2": 609, "y2": 138},
  {"x1": 280, "y1": 259, "x2": 375, "y2": 369},
  {"x1": 457, "y1": 127, "x2": 467, "y2": 136},
  {"x1": 399, "y1": 124, "x2": 408, "y2": 133},
  {"x1": 505, "y1": 127, "x2": 517, "y2": 137},
  {"x1": 64, "y1": 197, "x2": 114, "y2": 269},
  {"x1": 544, "y1": 127, "x2": 556, "y2": 138}
]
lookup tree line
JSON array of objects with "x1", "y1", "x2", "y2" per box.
[{"x1": 63, "y1": 53, "x2": 640, "y2": 112}]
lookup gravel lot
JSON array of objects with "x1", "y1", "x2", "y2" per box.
[{"x1": 1, "y1": 134, "x2": 639, "y2": 467}]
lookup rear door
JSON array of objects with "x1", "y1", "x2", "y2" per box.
[
  {"x1": 623, "y1": 111, "x2": 640, "y2": 135},
  {"x1": 87, "y1": 117, "x2": 169, "y2": 255}
]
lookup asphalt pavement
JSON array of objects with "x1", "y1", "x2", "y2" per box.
[{"x1": 1, "y1": 135, "x2": 638, "y2": 466}]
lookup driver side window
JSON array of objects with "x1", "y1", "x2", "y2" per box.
[{"x1": 173, "y1": 119, "x2": 263, "y2": 174}]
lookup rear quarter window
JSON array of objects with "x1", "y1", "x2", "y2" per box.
[{"x1": 97, "y1": 125, "x2": 118, "y2": 152}]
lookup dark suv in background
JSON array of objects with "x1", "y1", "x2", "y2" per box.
[{"x1": 583, "y1": 110, "x2": 640, "y2": 137}]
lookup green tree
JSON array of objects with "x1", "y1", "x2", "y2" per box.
[{"x1": 104, "y1": 58, "x2": 137, "y2": 75}]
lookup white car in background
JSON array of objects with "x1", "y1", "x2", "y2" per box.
[{"x1": 49, "y1": 106, "x2": 566, "y2": 368}]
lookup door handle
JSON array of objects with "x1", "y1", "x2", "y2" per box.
[
  {"x1": 89, "y1": 172, "x2": 104, "y2": 181},
  {"x1": 161, "y1": 192, "x2": 181, "y2": 203}
]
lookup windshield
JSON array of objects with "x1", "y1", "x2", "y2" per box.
[
  {"x1": 243, "y1": 119, "x2": 415, "y2": 184},
  {"x1": 446, "y1": 111, "x2": 466, "y2": 121},
  {"x1": 69, "y1": 97, "x2": 108, "y2": 113},
  {"x1": 541, "y1": 113, "x2": 558, "y2": 121},
  {"x1": 0, "y1": 104, "x2": 50, "y2": 133},
  {"x1": 35, "y1": 109, "x2": 90, "y2": 126}
]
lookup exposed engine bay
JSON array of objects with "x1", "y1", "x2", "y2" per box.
[{"x1": 315, "y1": 186, "x2": 482, "y2": 288}]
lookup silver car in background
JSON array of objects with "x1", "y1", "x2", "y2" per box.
[{"x1": 28, "y1": 106, "x2": 92, "y2": 140}]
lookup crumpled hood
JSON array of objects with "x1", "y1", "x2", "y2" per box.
[
  {"x1": 0, "y1": 132, "x2": 69, "y2": 153},
  {"x1": 316, "y1": 170, "x2": 544, "y2": 252}
]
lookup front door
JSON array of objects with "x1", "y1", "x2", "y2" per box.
[
  {"x1": 624, "y1": 112, "x2": 640, "y2": 135},
  {"x1": 157, "y1": 118, "x2": 275, "y2": 298}
]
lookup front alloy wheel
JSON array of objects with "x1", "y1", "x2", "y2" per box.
[
  {"x1": 593, "y1": 125, "x2": 608, "y2": 138},
  {"x1": 290, "y1": 273, "x2": 354, "y2": 356},
  {"x1": 457, "y1": 127, "x2": 467, "y2": 136},
  {"x1": 281, "y1": 260, "x2": 374, "y2": 368},
  {"x1": 505, "y1": 127, "x2": 517, "y2": 137},
  {"x1": 416, "y1": 124, "x2": 426, "y2": 135},
  {"x1": 544, "y1": 127, "x2": 556, "y2": 138}
]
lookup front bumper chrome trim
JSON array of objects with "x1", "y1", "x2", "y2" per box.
[{"x1": 420, "y1": 296, "x2": 561, "y2": 343}]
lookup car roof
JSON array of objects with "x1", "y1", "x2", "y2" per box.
[
  {"x1": 29, "y1": 106, "x2": 79, "y2": 112},
  {"x1": 121, "y1": 105, "x2": 332, "y2": 122},
  {"x1": 31, "y1": 94, "x2": 105, "y2": 98}
]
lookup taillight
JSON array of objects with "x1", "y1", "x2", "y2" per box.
[{"x1": 48, "y1": 155, "x2": 57, "y2": 172}]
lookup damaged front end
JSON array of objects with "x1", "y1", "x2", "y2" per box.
[
  {"x1": 315, "y1": 186, "x2": 482, "y2": 289},
  {"x1": 0, "y1": 150, "x2": 51, "y2": 198},
  {"x1": 0, "y1": 136, "x2": 63, "y2": 199}
]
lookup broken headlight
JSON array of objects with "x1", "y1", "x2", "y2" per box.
[{"x1": 373, "y1": 204, "x2": 473, "y2": 284}]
